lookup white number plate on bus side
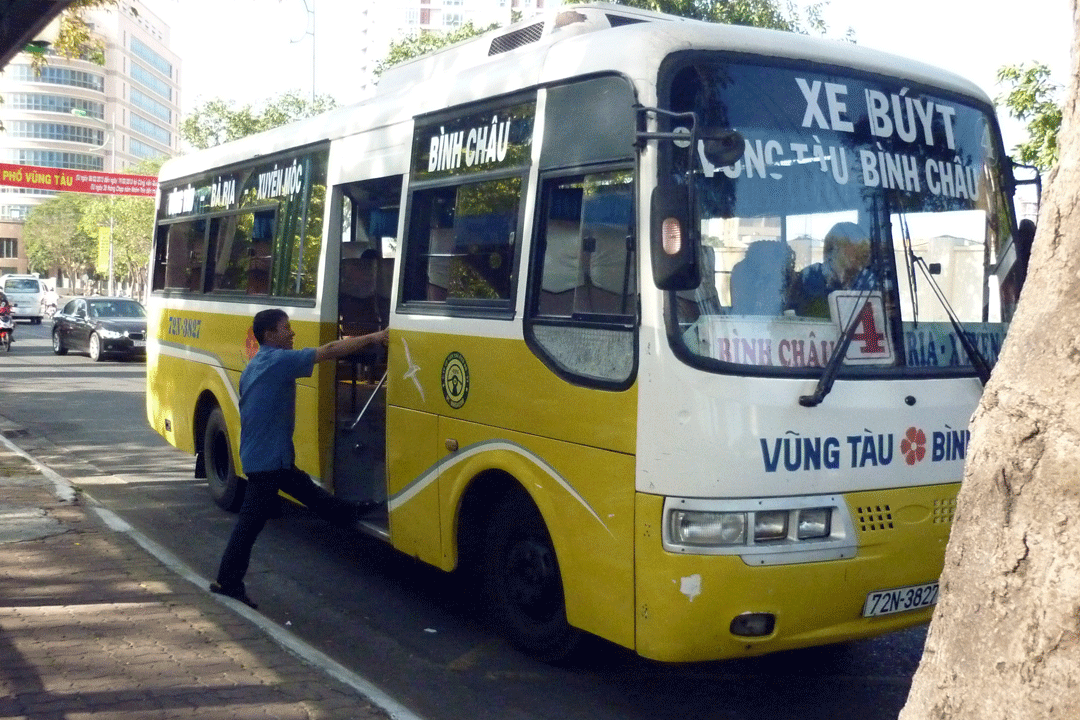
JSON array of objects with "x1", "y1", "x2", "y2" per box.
[{"x1": 862, "y1": 581, "x2": 939, "y2": 617}]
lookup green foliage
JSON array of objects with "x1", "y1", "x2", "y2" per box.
[
  {"x1": 78, "y1": 170, "x2": 160, "y2": 290},
  {"x1": 31, "y1": 0, "x2": 115, "y2": 71},
  {"x1": 23, "y1": 192, "x2": 96, "y2": 287},
  {"x1": 23, "y1": 159, "x2": 162, "y2": 290},
  {"x1": 180, "y1": 90, "x2": 338, "y2": 150},
  {"x1": 997, "y1": 62, "x2": 1062, "y2": 172},
  {"x1": 611, "y1": 0, "x2": 828, "y2": 33},
  {"x1": 373, "y1": 1, "x2": 832, "y2": 83},
  {"x1": 374, "y1": 21, "x2": 501, "y2": 79}
]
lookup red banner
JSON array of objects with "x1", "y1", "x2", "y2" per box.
[{"x1": 0, "y1": 163, "x2": 157, "y2": 197}]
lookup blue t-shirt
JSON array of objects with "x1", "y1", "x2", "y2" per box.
[{"x1": 238, "y1": 345, "x2": 317, "y2": 474}]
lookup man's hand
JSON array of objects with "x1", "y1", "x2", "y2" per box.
[{"x1": 315, "y1": 328, "x2": 389, "y2": 363}]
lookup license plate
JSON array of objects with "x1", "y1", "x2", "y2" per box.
[
  {"x1": 862, "y1": 581, "x2": 939, "y2": 617},
  {"x1": 132, "y1": 340, "x2": 145, "y2": 348}
]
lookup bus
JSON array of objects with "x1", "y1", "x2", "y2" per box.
[{"x1": 146, "y1": 3, "x2": 1026, "y2": 663}]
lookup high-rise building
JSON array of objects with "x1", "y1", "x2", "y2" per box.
[{"x1": 0, "y1": 0, "x2": 180, "y2": 276}]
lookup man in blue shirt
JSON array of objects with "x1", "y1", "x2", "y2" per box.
[{"x1": 211, "y1": 308, "x2": 388, "y2": 608}]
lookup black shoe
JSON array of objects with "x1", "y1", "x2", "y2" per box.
[{"x1": 209, "y1": 581, "x2": 258, "y2": 609}]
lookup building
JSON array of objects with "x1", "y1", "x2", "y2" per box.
[
  {"x1": 0, "y1": 0, "x2": 179, "y2": 277},
  {"x1": 354, "y1": 0, "x2": 560, "y2": 98}
]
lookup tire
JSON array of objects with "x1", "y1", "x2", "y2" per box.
[
  {"x1": 52, "y1": 329, "x2": 67, "y2": 355},
  {"x1": 482, "y1": 490, "x2": 581, "y2": 662},
  {"x1": 88, "y1": 332, "x2": 103, "y2": 362},
  {"x1": 1, "y1": 334, "x2": 9, "y2": 352},
  {"x1": 204, "y1": 407, "x2": 245, "y2": 512}
]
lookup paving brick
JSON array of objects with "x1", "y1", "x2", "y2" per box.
[{"x1": 0, "y1": 448, "x2": 391, "y2": 720}]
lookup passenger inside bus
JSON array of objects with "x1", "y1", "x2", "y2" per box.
[
  {"x1": 729, "y1": 240, "x2": 795, "y2": 316},
  {"x1": 790, "y1": 222, "x2": 873, "y2": 318}
]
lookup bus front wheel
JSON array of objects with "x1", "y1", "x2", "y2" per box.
[
  {"x1": 482, "y1": 491, "x2": 581, "y2": 662},
  {"x1": 204, "y1": 407, "x2": 245, "y2": 512}
]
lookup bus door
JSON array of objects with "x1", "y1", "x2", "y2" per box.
[{"x1": 332, "y1": 177, "x2": 400, "y2": 510}]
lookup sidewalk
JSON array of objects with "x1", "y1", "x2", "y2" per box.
[{"x1": 0, "y1": 440, "x2": 394, "y2": 720}]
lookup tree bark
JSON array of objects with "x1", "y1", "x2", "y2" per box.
[{"x1": 900, "y1": 5, "x2": 1080, "y2": 717}]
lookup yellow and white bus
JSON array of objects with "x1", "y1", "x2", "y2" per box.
[{"x1": 147, "y1": 4, "x2": 1026, "y2": 662}]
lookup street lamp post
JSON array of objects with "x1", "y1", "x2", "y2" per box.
[{"x1": 72, "y1": 108, "x2": 116, "y2": 296}]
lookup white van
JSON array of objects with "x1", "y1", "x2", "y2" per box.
[{"x1": 0, "y1": 275, "x2": 45, "y2": 324}]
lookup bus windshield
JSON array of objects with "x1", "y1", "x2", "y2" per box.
[{"x1": 660, "y1": 55, "x2": 1015, "y2": 376}]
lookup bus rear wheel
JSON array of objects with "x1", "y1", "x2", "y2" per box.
[
  {"x1": 204, "y1": 407, "x2": 245, "y2": 512},
  {"x1": 482, "y1": 491, "x2": 581, "y2": 662}
]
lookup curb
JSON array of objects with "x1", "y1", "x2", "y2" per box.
[{"x1": 0, "y1": 427, "x2": 426, "y2": 720}]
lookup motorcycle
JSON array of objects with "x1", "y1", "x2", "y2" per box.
[{"x1": 0, "y1": 305, "x2": 13, "y2": 352}]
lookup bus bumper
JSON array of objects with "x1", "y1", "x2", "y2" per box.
[{"x1": 633, "y1": 483, "x2": 958, "y2": 662}]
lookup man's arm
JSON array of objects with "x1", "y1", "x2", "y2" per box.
[{"x1": 314, "y1": 329, "x2": 389, "y2": 363}]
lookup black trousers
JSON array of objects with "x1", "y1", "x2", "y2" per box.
[{"x1": 215, "y1": 466, "x2": 354, "y2": 590}]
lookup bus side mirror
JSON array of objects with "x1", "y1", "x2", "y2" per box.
[
  {"x1": 650, "y1": 182, "x2": 699, "y2": 290},
  {"x1": 1016, "y1": 218, "x2": 1036, "y2": 260},
  {"x1": 700, "y1": 130, "x2": 745, "y2": 167}
]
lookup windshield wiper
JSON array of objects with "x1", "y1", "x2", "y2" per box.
[
  {"x1": 798, "y1": 287, "x2": 875, "y2": 407},
  {"x1": 910, "y1": 254, "x2": 993, "y2": 385},
  {"x1": 896, "y1": 209, "x2": 992, "y2": 386}
]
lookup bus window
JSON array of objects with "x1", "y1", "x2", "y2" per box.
[
  {"x1": 339, "y1": 177, "x2": 401, "y2": 333},
  {"x1": 155, "y1": 219, "x2": 207, "y2": 292},
  {"x1": 206, "y1": 210, "x2": 276, "y2": 295},
  {"x1": 403, "y1": 176, "x2": 522, "y2": 307},
  {"x1": 204, "y1": 209, "x2": 274, "y2": 293},
  {"x1": 527, "y1": 169, "x2": 636, "y2": 386}
]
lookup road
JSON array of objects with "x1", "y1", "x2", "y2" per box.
[{"x1": 0, "y1": 319, "x2": 927, "y2": 720}]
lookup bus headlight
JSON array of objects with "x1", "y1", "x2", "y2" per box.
[
  {"x1": 797, "y1": 508, "x2": 832, "y2": 539},
  {"x1": 754, "y1": 510, "x2": 788, "y2": 542},
  {"x1": 670, "y1": 510, "x2": 746, "y2": 546},
  {"x1": 662, "y1": 496, "x2": 857, "y2": 564}
]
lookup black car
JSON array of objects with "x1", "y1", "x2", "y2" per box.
[{"x1": 52, "y1": 297, "x2": 147, "y2": 361}]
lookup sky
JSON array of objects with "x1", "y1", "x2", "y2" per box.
[{"x1": 147, "y1": 0, "x2": 1074, "y2": 154}]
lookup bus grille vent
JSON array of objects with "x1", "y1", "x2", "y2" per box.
[
  {"x1": 856, "y1": 505, "x2": 893, "y2": 531},
  {"x1": 488, "y1": 22, "x2": 545, "y2": 55},
  {"x1": 933, "y1": 497, "x2": 957, "y2": 524},
  {"x1": 606, "y1": 14, "x2": 646, "y2": 27}
]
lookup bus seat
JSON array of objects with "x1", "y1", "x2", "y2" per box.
[
  {"x1": 575, "y1": 225, "x2": 632, "y2": 315},
  {"x1": 539, "y1": 219, "x2": 581, "y2": 316}
]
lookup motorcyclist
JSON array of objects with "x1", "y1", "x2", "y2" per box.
[
  {"x1": 0, "y1": 290, "x2": 13, "y2": 343},
  {"x1": 41, "y1": 284, "x2": 59, "y2": 318}
]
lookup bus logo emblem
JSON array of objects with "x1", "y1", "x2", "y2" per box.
[
  {"x1": 900, "y1": 427, "x2": 927, "y2": 465},
  {"x1": 441, "y1": 352, "x2": 470, "y2": 409}
]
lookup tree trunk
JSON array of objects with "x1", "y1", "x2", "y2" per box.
[{"x1": 900, "y1": 5, "x2": 1080, "y2": 717}]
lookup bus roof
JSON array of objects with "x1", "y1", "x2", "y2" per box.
[{"x1": 159, "y1": 2, "x2": 992, "y2": 184}]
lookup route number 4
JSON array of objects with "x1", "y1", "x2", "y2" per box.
[{"x1": 829, "y1": 292, "x2": 895, "y2": 365}]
